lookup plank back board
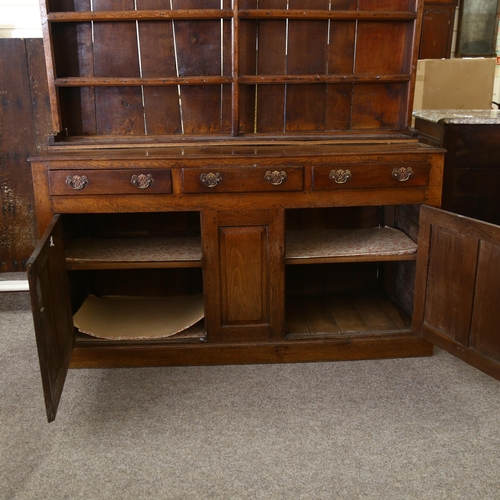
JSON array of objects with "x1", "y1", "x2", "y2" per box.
[{"x1": 0, "y1": 39, "x2": 51, "y2": 271}]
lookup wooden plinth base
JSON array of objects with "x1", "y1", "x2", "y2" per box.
[{"x1": 70, "y1": 335, "x2": 433, "y2": 369}]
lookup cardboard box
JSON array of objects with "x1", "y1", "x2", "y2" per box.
[{"x1": 413, "y1": 58, "x2": 496, "y2": 111}]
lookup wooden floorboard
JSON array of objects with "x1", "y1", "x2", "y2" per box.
[
  {"x1": 355, "y1": 295, "x2": 400, "y2": 331},
  {"x1": 286, "y1": 292, "x2": 411, "y2": 338},
  {"x1": 300, "y1": 297, "x2": 340, "y2": 335}
]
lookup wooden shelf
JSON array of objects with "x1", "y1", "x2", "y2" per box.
[
  {"x1": 238, "y1": 10, "x2": 417, "y2": 20},
  {"x1": 286, "y1": 227, "x2": 417, "y2": 264},
  {"x1": 47, "y1": 10, "x2": 234, "y2": 21},
  {"x1": 48, "y1": 131, "x2": 417, "y2": 148},
  {"x1": 54, "y1": 76, "x2": 233, "y2": 87},
  {"x1": 54, "y1": 74, "x2": 411, "y2": 88},
  {"x1": 64, "y1": 228, "x2": 416, "y2": 269},
  {"x1": 46, "y1": 10, "x2": 416, "y2": 22},
  {"x1": 239, "y1": 74, "x2": 412, "y2": 84},
  {"x1": 65, "y1": 236, "x2": 202, "y2": 270}
]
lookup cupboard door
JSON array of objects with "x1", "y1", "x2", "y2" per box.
[
  {"x1": 27, "y1": 215, "x2": 75, "y2": 422},
  {"x1": 419, "y1": 3, "x2": 457, "y2": 59},
  {"x1": 202, "y1": 209, "x2": 284, "y2": 342},
  {"x1": 413, "y1": 206, "x2": 500, "y2": 380}
]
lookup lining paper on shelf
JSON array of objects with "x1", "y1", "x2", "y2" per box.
[
  {"x1": 65, "y1": 237, "x2": 202, "y2": 263},
  {"x1": 286, "y1": 227, "x2": 417, "y2": 259},
  {"x1": 73, "y1": 294, "x2": 204, "y2": 340}
]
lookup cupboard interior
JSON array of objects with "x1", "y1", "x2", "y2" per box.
[
  {"x1": 284, "y1": 205, "x2": 417, "y2": 339},
  {"x1": 63, "y1": 211, "x2": 204, "y2": 343},
  {"x1": 62, "y1": 205, "x2": 419, "y2": 344}
]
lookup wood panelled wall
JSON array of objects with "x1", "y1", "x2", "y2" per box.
[{"x1": 0, "y1": 38, "x2": 51, "y2": 272}]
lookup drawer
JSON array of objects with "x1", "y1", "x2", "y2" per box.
[
  {"x1": 49, "y1": 169, "x2": 172, "y2": 196},
  {"x1": 182, "y1": 166, "x2": 304, "y2": 193},
  {"x1": 312, "y1": 162, "x2": 429, "y2": 191}
]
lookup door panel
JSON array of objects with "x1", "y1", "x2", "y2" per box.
[
  {"x1": 414, "y1": 206, "x2": 500, "y2": 380},
  {"x1": 424, "y1": 226, "x2": 478, "y2": 345},
  {"x1": 202, "y1": 209, "x2": 285, "y2": 342},
  {"x1": 27, "y1": 215, "x2": 74, "y2": 421},
  {"x1": 220, "y1": 226, "x2": 267, "y2": 324},
  {"x1": 469, "y1": 241, "x2": 500, "y2": 362}
]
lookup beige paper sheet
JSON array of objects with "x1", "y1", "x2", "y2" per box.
[{"x1": 73, "y1": 294, "x2": 204, "y2": 340}]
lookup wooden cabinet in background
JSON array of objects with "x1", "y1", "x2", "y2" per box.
[
  {"x1": 419, "y1": 0, "x2": 458, "y2": 59},
  {"x1": 415, "y1": 110, "x2": 500, "y2": 225}
]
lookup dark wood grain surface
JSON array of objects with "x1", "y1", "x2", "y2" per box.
[
  {"x1": 0, "y1": 39, "x2": 51, "y2": 271},
  {"x1": 413, "y1": 206, "x2": 500, "y2": 381},
  {"x1": 416, "y1": 119, "x2": 500, "y2": 225}
]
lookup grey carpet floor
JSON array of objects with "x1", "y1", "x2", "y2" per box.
[{"x1": 1, "y1": 281, "x2": 499, "y2": 499}]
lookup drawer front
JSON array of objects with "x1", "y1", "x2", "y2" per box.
[
  {"x1": 182, "y1": 166, "x2": 304, "y2": 193},
  {"x1": 312, "y1": 162, "x2": 430, "y2": 190},
  {"x1": 49, "y1": 169, "x2": 172, "y2": 195}
]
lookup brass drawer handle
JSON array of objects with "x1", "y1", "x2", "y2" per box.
[
  {"x1": 329, "y1": 169, "x2": 351, "y2": 184},
  {"x1": 65, "y1": 174, "x2": 89, "y2": 190},
  {"x1": 392, "y1": 167, "x2": 413, "y2": 182},
  {"x1": 131, "y1": 173, "x2": 154, "y2": 189},
  {"x1": 200, "y1": 172, "x2": 222, "y2": 188},
  {"x1": 264, "y1": 170, "x2": 287, "y2": 186}
]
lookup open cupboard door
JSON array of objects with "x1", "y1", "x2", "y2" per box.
[
  {"x1": 27, "y1": 215, "x2": 75, "y2": 422},
  {"x1": 413, "y1": 206, "x2": 500, "y2": 381}
]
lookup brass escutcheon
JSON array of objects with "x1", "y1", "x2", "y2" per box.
[
  {"x1": 264, "y1": 170, "x2": 287, "y2": 186},
  {"x1": 200, "y1": 172, "x2": 222, "y2": 188},
  {"x1": 329, "y1": 169, "x2": 352, "y2": 184},
  {"x1": 131, "y1": 173, "x2": 154, "y2": 189},
  {"x1": 392, "y1": 166, "x2": 413, "y2": 182},
  {"x1": 65, "y1": 174, "x2": 89, "y2": 190}
]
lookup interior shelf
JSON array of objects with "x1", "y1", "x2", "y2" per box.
[
  {"x1": 65, "y1": 236, "x2": 202, "y2": 270},
  {"x1": 286, "y1": 292, "x2": 412, "y2": 339},
  {"x1": 286, "y1": 227, "x2": 417, "y2": 264},
  {"x1": 65, "y1": 227, "x2": 416, "y2": 269}
]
